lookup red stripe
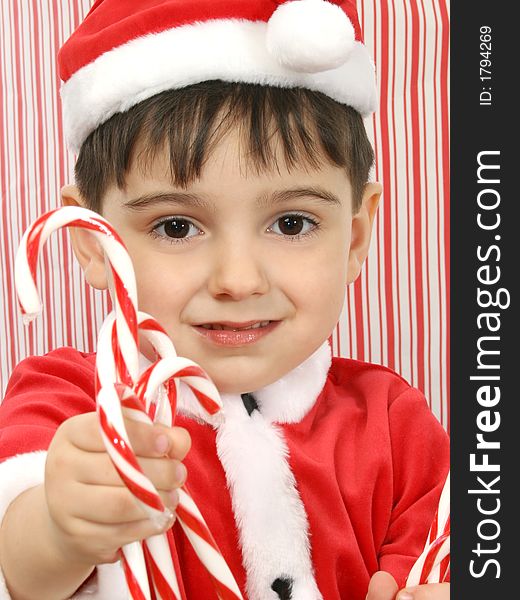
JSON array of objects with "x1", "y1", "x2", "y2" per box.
[
  {"x1": 440, "y1": 558, "x2": 450, "y2": 582},
  {"x1": 26, "y1": 218, "x2": 49, "y2": 281},
  {"x1": 419, "y1": 0, "x2": 433, "y2": 406},
  {"x1": 120, "y1": 392, "x2": 147, "y2": 413},
  {"x1": 112, "y1": 463, "x2": 165, "y2": 514},
  {"x1": 140, "y1": 318, "x2": 168, "y2": 333},
  {"x1": 176, "y1": 504, "x2": 219, "y2": 553},
  {"x1": 174, "y1": 365, "x2": 206, "y2": 378},
  {"x1": 142, "y1": 542, "x2": 178, "y2": 600},
  {"x1": 430, "y1": 0, "x2": 445, "y2": 424},
  {"x1": 409, "y1": 0, "x2": 425, "y2": 394},
  {"x1": 112, "y1": 322, "x2": 133, "y2": 387},
  {"x1": 210, "y1": 578, "x2": 243, "y2": 600},
  {"x1": 113, "y1": 266, "x2": 139, "y2": 339},
  {"x1": 419, "y1": 531, "x2": 449, "y2": 584},
  {"x1": 364, "y1": 261, "x2": 372, "y2": 361},
  {"x1": 401, "y1": 0, "x2": 416, "y2": 386},
  {"x1": 166, "y1": 529, "x2": 189, "y2": 599},
  {"x1": 120, "y1": 550, "x2": 150, "y2": 600},
  {"x1": 354, "y1": 278, "x2": 364, "y2": 361},
  {"x1": 389, "y1": 0, "x2": 402, "y2": 372},
  {"x1": 417, "y1": 1, "x2": 433, "y2": 409},
  {"x1": 377, "y1": 0, "x2": 396, "y2": 370},
  {"x1": 429, "y1": 510, "x2": 438, "y2": 544},
  {"x1": 191, "y1": 388, "x2": 220, "y2": 415},
  {"x1": 438, "y1": 0, "x2": 451, "y2": 433}
]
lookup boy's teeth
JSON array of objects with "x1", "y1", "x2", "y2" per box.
[{"x1": 201, "y1": 321, "x2": 270, "y2": 331}]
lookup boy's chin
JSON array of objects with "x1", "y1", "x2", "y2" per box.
[{"x1": 209, "y1": 368, "x2": 281, "y2": 396}]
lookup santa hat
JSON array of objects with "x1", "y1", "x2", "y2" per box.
[{"x1": 58, "y1": 0, "x2": 378, "y2": 153}]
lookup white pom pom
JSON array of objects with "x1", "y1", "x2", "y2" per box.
[{"x1": 266, "y1": 0, "x2": 355, "y2": 73}]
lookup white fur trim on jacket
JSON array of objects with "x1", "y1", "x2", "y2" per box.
[
  {"x1": 216, "y1": 399, "x2": 323, "y2": 600},
  {"x1": 0, "y1": 451, "x2": 126, "y2": 599},
  {"x1": 61, "y1": 19, "x2": 377, "y2": 152}
]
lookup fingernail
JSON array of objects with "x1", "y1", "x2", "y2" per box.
[
  {"x1": 159, "y1": 509, "x2": 175, "y2": 531},
  {"x1": 176, "y1": 463, "x2": 187, "y2": 484},
  {"x1": 155, "y1": 434, "x2": 169, "y2": 454},
  {"x1": 398, "y1": 593, "x2": 414, "y2": 600}
]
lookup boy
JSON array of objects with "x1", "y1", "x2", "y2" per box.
[{"x1": 0, "y1": 1, "x2": 449, "y2": 599}]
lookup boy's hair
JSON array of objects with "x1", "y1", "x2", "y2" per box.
[{"x1": 74, "y1": 81, "x2": 374, "y2": 214}]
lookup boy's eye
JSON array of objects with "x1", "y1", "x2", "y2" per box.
[
  {"x1": 153, "y1": 217, "x2": 200, "y2": 240},
  {"x1": 269, "y1": 214, "x2": 318, "y2": 237}
]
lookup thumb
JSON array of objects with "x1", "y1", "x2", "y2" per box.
[{"x1": 366, "y1": 571, "x2": 399, "y2": 600}]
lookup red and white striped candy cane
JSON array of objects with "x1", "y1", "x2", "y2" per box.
[
  {"x1": 100, "y1": 312, "x2": 243, "y2": 599},
  {"x1": 16, "y1": 208, "x2": 242, "y2": 599},
  {"x1": 136, "y1": 353, "x2": 242, "y2": 598},
  {"x1": 15, "y1": 206, "x2": 158, "y2": 600},
  {"x1": 406, "y1": 471, "x2": 450, "y2": 586},
  {"x1": 16, "y1": 206, "x2": 140, "y2": 385},
  {"x1": 16, "y1": 207, "x2": 168, "y2": 527}
]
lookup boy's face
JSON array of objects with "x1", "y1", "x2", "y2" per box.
[{"x1": 65, "y1": 129, "x2": 380, "y2": 394}]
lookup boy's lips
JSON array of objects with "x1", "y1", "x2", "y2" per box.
[{"x1": 192, "y1": 320, "x2": 280, "y2": 346}]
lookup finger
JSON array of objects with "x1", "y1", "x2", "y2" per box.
[
  {"x1": 64, "y1": 410, "x2": 191, "y2": 460},
  {"x1": 396, "y1": 583, "x2": 450, "y2": 600},
  {"x1": 67, "y1": 482, "x2": 179, "y2": 524},
  {"x1": 66, "y1": 512, "x2": 177, "y2": 565},
  {"x1": 366, "y1": 571, "x2": 399, "y2": 600},
  {"x1": 75, "y1": 450, "x2": 187, "y2": 490},
  {"x1": 124, "y1": 419, "x2": 191, "y2": 460}
]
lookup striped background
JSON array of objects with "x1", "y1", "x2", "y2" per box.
[{"x1": 0, "y1": 0, "x2": 450, "y2": 432}]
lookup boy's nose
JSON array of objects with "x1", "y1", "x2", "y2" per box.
[{"x1": 207, "y1": 240, "x2": 269, "y2": 300}]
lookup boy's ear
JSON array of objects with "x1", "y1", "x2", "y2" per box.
[
  {"x1": 61, "y1": 185, "x2": 109, "y2": 290},
  {"x1": 346, "y1": 182, "x2": 382, "y2": 285}
]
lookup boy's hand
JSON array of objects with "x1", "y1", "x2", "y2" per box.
[
  {"x1": 44, "y1": 411, "x2": 191, "y2": 566},
  {"x1": 366, "y1": 571, "x2": 450, "y2": 600}
]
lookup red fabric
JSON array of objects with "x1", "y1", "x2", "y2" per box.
[
  {"x1": 0, "y1": 348, "x2": 449, "y2": 599},
  {"x1": 58, "y1": 0, "x2": 362, "y2": 81}
]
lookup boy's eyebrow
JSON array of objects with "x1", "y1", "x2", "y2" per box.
[
  {"x1": 122, "y1": 187, "x2": 341, "y2": 210},
  {"x1": 258, "y1": 186, "x2": 342, "y2": 207},
  {"x1": 122, "y1": 192, "x2": 212, "y2": 211}
]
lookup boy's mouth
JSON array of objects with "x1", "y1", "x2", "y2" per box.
[
  {"x1": 198, "y1": 320, "x2": 272, "y2": 331},
  {"x1": 193, "y1": 320, "x2": 280, "y2": 346}
]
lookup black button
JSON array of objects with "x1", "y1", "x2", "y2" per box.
[
  {"x1": 271, "y1": 577, "x2": 293, "y2": 599},
  {"x1": 241, "y1": 392, "x2": 259, "y2": 416}
]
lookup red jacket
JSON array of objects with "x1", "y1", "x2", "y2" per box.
[{"x1": 0, "y1": 345, "x2": 449, "y2": 599}]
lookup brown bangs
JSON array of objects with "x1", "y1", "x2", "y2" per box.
[{"x1": 74, "y1": 81, "x2": 374, "y2": 213}]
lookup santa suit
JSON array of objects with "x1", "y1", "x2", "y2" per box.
[{"x1": 0, "y1": 342, "x2": 449, "y2": 599}]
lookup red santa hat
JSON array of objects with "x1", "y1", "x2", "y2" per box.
[{"x1": 58, "y1": 0, "x2": 378, "y2": 152}]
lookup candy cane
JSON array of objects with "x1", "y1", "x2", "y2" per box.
[
  {"x1": 16, "y1": 206, "x2": 140, "y2": 385},
  {"x1": 99, "y1": 312, "x2": 243, "y2": 599},
  {"x1": 15, "y1": 208, "x2": 159, "y2": 598},
  {"x1": 406, "y1": 472, "x2": 450, "y2": 586},
  {"x1": 15, "y1": 207, "x2": 243, "y2": 599}
]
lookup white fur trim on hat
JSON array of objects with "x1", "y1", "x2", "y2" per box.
[{"x1": 61, "y1": 19, "x2": 377, "y2": 152}]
